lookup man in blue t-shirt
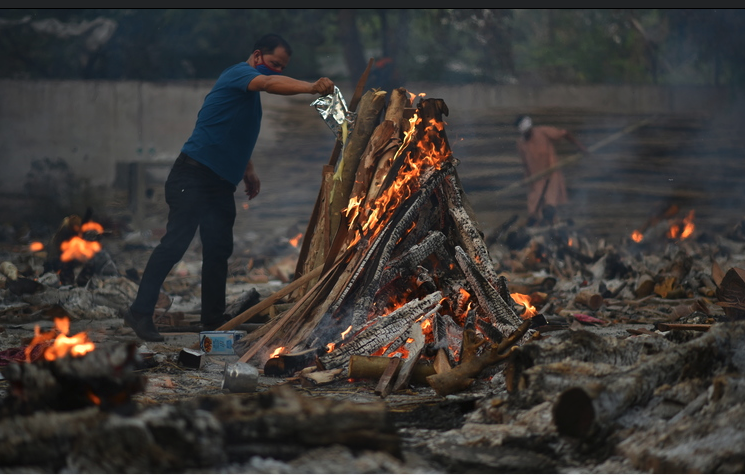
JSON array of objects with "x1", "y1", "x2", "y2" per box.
[{"x1": 125, "y1": 34, "x2": 335, "y2": 341}]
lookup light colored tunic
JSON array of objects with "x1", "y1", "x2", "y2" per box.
[{"x1": 517, "y1": 125, "x2": 569, "y2": 215}]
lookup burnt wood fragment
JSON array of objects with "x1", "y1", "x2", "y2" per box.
[{"x1": 318, "y1": 292, "x2": 442, "y2": 370}]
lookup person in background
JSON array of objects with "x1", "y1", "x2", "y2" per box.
[
  {"x1": 124, "y1": 34, "x2": 335, "y2": 341},
  {"x1": 515, "y1": 115, "x2": 588, "y2": 226}
]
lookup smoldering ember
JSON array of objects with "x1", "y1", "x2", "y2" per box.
[{"x1": 2, "y1": 86, "x2": 745, "y2": 475}]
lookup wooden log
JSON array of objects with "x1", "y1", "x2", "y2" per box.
[
  {"x1": 392, "y1": 321, "x2": 426, "y2": 392},
  {"x1": 345, "y1": 119, "x2": 399, "y2": 225},
  {"x1": 216, "y1": 384, "x2": 401, "y2": 458},
  {"x1": 318, "y1": 292, "x2": 442, "y2": 370},
  {"x1": 634, "y1": 274, "x2": 656, "y2": 298},
  {"x1": 299, "y1": 367, "x2": 344, "y2": 387},
  {"x1": 505, "y1": 329, "x2": 675, "y2": 393},
  {"x1": 574, "y1": 290, "x2": 604, "y2": 311},
  {"x1": 366, "y1": 139, "x2": 400, "y2": 204},
  {"x1": 657, "y1": 323, "x2": 711, "y2": 332},
  {"x1": 715, "y1": 267, "x2": 745, "y2": 320},
  {"x1": 427, "y1": 319, "x2": 533, "y2": 397},
  {"x1": 433, "y1": 348, "x2": 452, "y2": 374},
  {"x1": 454, "y1": 246, "x2": 525, "y2": 336},
  {"x1": 348, "y1": 355, "x2": 435, "y2": 385},
  {"x1": 552, "y1": 321, "x2": 745, "y2": 438},
  {"x1": 384, "y1": 87, "x2": 409, "y2": 128},
  {"x1": 263, "y1": 348, "x2": 324, "y2": 377},
  {"x1": 374, "y1": 357, "x2": 401, "y2": 397},
  {"x1": 328, "y1": 89, "x2": 388, "y2": 243},
  {"x1": 445, "y1": 175, "x2": 499, "y2": 287}
]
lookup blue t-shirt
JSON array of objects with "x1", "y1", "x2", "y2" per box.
[{"x1": 181, "y1": 62, "x2": 262, "y2": 185}]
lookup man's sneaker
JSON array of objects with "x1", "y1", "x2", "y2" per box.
[
  {"x1": 124, "y1": 308, "x2": 164, "y2": 342},
  {"x1": 201, "y1": 314, "x2": 233, "y2": 331}
]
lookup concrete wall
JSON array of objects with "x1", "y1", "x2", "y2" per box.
[{"x1": 1, "y1": 79, "x2": 741, "y2": 194}]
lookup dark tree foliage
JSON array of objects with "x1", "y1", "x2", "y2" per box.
[{"x1": 0, "y1": 9, "x2": 743, "y2": 87}]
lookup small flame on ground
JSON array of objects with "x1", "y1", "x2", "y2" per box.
[
  {"x1": 87, "y1": 390, "x2": 102, "y2": 405},
  {"x1": 60, "y1": 237, "x2": 101, "y2": 262},
  {"x1": 327, "y1": 342, "x2": 335, "y2": 352},
  {"x1": 242, "y1": 202, "x2": 249, "y2": 210},
  {"x1": 289, "y1": 233, "x2": 303, "y2": 247},
  {"x1": 59, "y1": 220, "x2": 104, "y2": 263},
  {"x1": 631, "y1": 230, "x2": 644, "y2": 243},
  {"x1": 269, "y1": 347, "x2": 285, "y2": 359},
  {"x1": 341, "y1": 325, "x2": 353, "y2": 339},
  {"x1": 668, "y1": 210, "x2": 695, "y2": 240},
  {"x1": 510, "y1": 293, "x2": 537, "y2": 319},
  {"x1": 81, "y1": 222, "x2": 104, "y2": 234},
  {"x1": 25, "y1": 316, "x2": 95, "y2": 362},
  {"x1": 29, "y1": 242, "x2": 44, "y2": 252}
]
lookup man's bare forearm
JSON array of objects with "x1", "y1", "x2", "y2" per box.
[{"x1": 249, "y1": 75, "x2": 334, "y2": 96}]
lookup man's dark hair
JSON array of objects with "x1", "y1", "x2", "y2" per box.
[{"x1": 253, "y1": 34, "x2": 292, "y2": 56}]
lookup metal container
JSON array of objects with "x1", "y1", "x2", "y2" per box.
[{"x1": 221, "y1": 362, "x2": 258, "y2": 393}]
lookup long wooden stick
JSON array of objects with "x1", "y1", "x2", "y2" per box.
[
  {"x1": 215, "y1": 265, "x2": 324, "y2": 331},
  {"x1": 238, "y1": 258, "x2": 344, "y2": 363},
  {"x1": 494, "y1": 115, "x2": 656, "y2": 198}
]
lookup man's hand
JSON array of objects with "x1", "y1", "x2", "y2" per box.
[
  {"x1": 243, "y1": 162, "x2": 260, "y2": 200},
  {"x1": 312, "y1": 77, "x2": 335, "y2": 96}
]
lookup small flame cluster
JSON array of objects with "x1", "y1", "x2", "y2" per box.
[
  {"x1": 60, "y1": 221, "x2": 104, "y2": 262},
  {"x1": 511, "y1": 293, "x2": 537, "y2": 319},
  {"x1": 24, "y1": 316, "x2": 95, "y2": 362},
  {"x1": 667, "y1": 210, "x2": 696, "y2": 240},
  {"x1": 289, "y1": 233, "x2": 303, "y2": 248},
  {"x1": 631, "y1": 209, "x2": 695, "y2": 243}
]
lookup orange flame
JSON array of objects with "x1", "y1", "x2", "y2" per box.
[
  {"x1": 25, "y1": 316, "x2": 95, "y2": 362},
  {"x1": 327, "y1": 342, "x2": 335, "y2": 352},
  {"x1": 631, "y1": 230, "x2": 644, "y2": 243},
  {"x1": 87, "y1": 390, "x2": 102, "y2": 405},
  {"x1": 345, "y1": 109, "x2": 451, "y2": 247},
  {"x1": 59, "y1": 220, "x2": 104, "y2": 263},
  {"x1": 60, "y1": 236, "x2": 101, "y2": 262},
  {"x1": 667, "y1": 210, "x2": 695, "y2": 240},
  {"x1": 510, "y1": 293, "x2": 537, "y2": 319},
  {"x1": 269, "y1": 347, "x2": 286, "y2": 359},
  {"x1": 81, "y1": 222, "x2": 104, "y2": 234},
  {"x1": 340, "y1": 325, "x2": 353, "y2": 339},
  {"x1": 29, "y1": 241, "x2": 44, "y2": 252},
  {"x1": 289, "y1": 233, "x2": 303, "y2": 247}
]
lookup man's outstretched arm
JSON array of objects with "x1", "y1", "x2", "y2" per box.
[{"x1": 248, "y1": 75, "x2": 334, "y2": 96}]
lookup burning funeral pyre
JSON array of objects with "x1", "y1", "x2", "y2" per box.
[{"x1": 231, "y1": 90, "x2": 537, "y2": 395}]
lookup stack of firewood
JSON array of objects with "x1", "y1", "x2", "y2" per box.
[{"x1": 225, "y1": 85, "x2": 533, "y2": 396}]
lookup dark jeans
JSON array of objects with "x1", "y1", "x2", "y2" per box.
[{"x1": 131, "y1": 153, "x2": 237, "y2": 323}]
